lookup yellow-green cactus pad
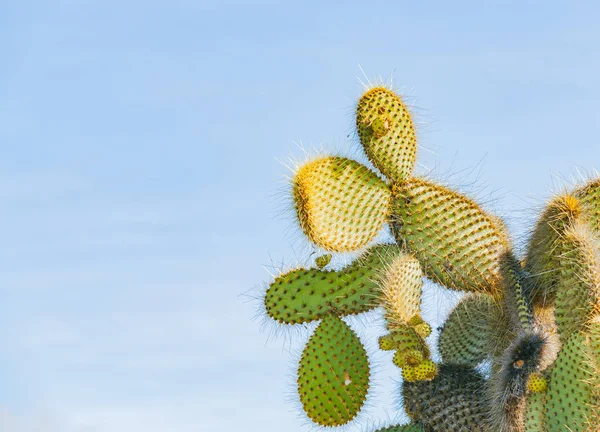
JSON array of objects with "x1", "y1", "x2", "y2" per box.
[
  {"x1": 401, "y1": 359, "x2": 437, "y2": 382},
  {"x1": 389, "y1": 324, "x2": 430, "y2": 358},
  {"x1": 297, "y1": 315, "x2": 370, "y2": 426},
  {"x1": 544, "y1": 323, "x2": 600, "y2": 431},
  {"x1": 314, "y1": 253, "x2": 332, "y2": 269},
  {"x1": 378, "y1": 334, "x2": 395, "y2": 351},
  {"x1": 379, "y1": 253, "x2": 424, "y2": 325},
  {"x1": 554, "y1": 221, "x2": 600, "y2": 340},
  {"x1": 391, "y1": 178, "x2": 509, "y2": 294},
  {"x1": 293, "y1": 156, "x2": 391, "y2": 252},
  {"x1": 439, "y1": 293, "x2": 510, "y2": 366},
  {"x1": 402, "y1": 364, "x2": 490, "y2": 431},
  {"x1": 526, "y1": 372, "x2": 548, "y2": 393},
  {"x1": 265, "y1": 244, "x2": 399, "y2": 324},
  {"x1": 525, "y1": 194, "x2": 582, "y2": 306},
  {"x1": 356, "y1": 87, "x2": 417, "y2": 181}
]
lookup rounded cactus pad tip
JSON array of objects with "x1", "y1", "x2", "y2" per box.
[
  {"x1": 292, "y1": 156, "x2": 392, "y2": 252},
  {"x1": 524, "y1": 193, "x2": 582, "y2": 306},
  {"x1": 297, "y1": 315, "x2": 370, "y2": 427},
  {"x1": 356, "y1": 87, "x2": 417, "y2": 181},
  {"x1": 264, "y1": 244, "x2": 399, "y2": 324}
]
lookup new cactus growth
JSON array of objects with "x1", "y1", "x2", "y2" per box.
[{"x1": 256, "y1": 83, "x2": 600, "y2": 431}]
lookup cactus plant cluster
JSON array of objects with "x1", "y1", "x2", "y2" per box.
[{"x1": 258, "y1": 83, "x2": 600, "y2": 431}]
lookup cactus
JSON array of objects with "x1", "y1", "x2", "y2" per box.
[{"x1": 255, "y1": 84, "x2": 600, "y2": 431}]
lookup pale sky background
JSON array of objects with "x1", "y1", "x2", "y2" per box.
[{"x1": 2, "y1": 1, "x2": 600, "y2": 431}]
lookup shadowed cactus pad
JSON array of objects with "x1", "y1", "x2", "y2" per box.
[
  {"x1": 391, "y1": 178, "x2": 509, "y2": 294},
  {"x1": 297, "y1": 315, "x2": 370, "y2": 426},
  {"x1": 402, "y1": 364, "x2": 490, "y2": 431},
  {"x1": 264, "y1": 244, "x2": 399, "y2": 324},
  {"x1": 292, "y1": 156, "x2": 391, "y2": 252},
  {"x1": 356, "y1": 87, "x2": 417, "y2": 181},
  {"x1": 439, "y1": 293, "x2": 510, "y2": 366}
]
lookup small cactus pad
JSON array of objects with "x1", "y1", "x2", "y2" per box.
[
  {"x1": 314, "y1": 253, "x2": 332, "y2": 269},
  {"x1": 389, "y1": 325, "x2": 430, "y2": 358},
  {"x1": 526, "y1": 373, "x2": 548, "y2": 393},
  {"x1": 379, "y1": 253, "x2": 424, "y2": 325},
  {"x1": 402, "y1": 364, "x2": 490, "y2": 431},
  {"x1": 401, "y1": 359, "x2": 437, "y2": 382},
  {"x1": 297, "y1": 315, "x2": 370, "y2": 426},
  {"x1": 554, "y1": 221, "x2": 600, "y2": 340},
  {"x1": 439, "y1": 293, "x2": 509, "y2": 366},
  {"x1": 391, "y1": 178, "x2": 509, "y2": 294},
  {"x1": 525, "y1": 194, "x2": 581, "y2": 306},
  {"x1": 544, "y1": 323, "x2": 600, "y2": 431},
  {"x1": 356, "y1": 87, "x2": 417, "y2": 181},
  {"x1": 292, "y1": 156, "x2": 391, "y2": 252},
  {"x1": 265, "y1": 244, "x2": 399, "y2": 324},
  {"x1": 500, "y1": 252, "x2": 533, "y2": 331},
  {"x1": 524, "y1": 390, "x2": 546, "y2": 431},
  {"x1": 374, "y1": 424, "x2": 424, "y2": 432}
]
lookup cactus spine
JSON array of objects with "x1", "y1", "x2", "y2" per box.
[{"x1": 255, "y1": 82, "x2": 600, "y2": 431}]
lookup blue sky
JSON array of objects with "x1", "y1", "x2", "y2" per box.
[{"x1": 2, "y1": 1, "x2": 600, "y2": 431}]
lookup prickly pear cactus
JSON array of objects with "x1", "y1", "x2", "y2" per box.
[{"x1": 256, "y1": 83, "x2": 600, "y2": 431}]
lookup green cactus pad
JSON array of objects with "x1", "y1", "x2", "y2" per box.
[
  {"x1": 524, "y1": 390, "x2": 546, "y2": 431},
  {"x1": 391, "y1": 178, "x2": 509, "y2": 294},
  {"x1": 264, "y1": 244, "x2": 399, "y2": 324},
  {"x1": 356, "y1": 87, "x2": 417, "y2": 181},
  {"x1": 554, "y1": 221, "x2": 600, "y2": 340},
  {"x1": 389, "y1": 325, "x2": 430, "y2": 358},
  {"x1": 293, "y1": 156, "x2": 391, "y2": 252},
  {"x1": 524, "y1": 194, "x2": 582, "y2": 306},
  {"x1": 544, "y1": 323, "x2": 600, "y2": 431},
  {"x1": 439, "y1": 293, "x2": 509, "y2": 366},
  {"x1": 575, "y1": 177, "x2": 600, "y2": 233},
  {"x1": 402, "y1": 364, "x2": 490, "y2": 431},
  {"x1": 500, "y1": 252, "x2": 533, "y2": 331},
  {"x1": 297, "y1": 315, "x2": 370, "y2": 427},
  {"x1": 374, "y1": 424, "x2": 424, "y2": 432},
  {"x1": 379, "y1": 253, "x2": 424, "y2": 325}
]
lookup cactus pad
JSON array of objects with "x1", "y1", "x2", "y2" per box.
[
  {"x1": 379, "y1": 252, "x2": 424, "y2": 326},
  {"x1": 265, "y1": 244, "x2": 399, "y2": 324},
  {"x1": 544, "y1": 323, "x2": 600, "y2": 431},
  {"x1": 292, "y1": 156, "x2": 391, "y2": 252},
  {"x1": 402, "y1": 364, "x2": 490, "y2": 431},
  {"x1": 391, "y1": 178, "x2": 509, "y2": 294},
  {"x1": 356, "y1": 87, "x2": 417, "y2": 181},
  {"x1": 554, "y1": 221, "x2": 600, "y2": 340},
  {"x1": 525, "y1": 194, "x2": 582, "y2": 306},
  {"x1": 439, "y1": 293, "x2": 509, "y2": 366},
  {"x1": 297, "y1": 315, "x2": 370, "y2": 426}
]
